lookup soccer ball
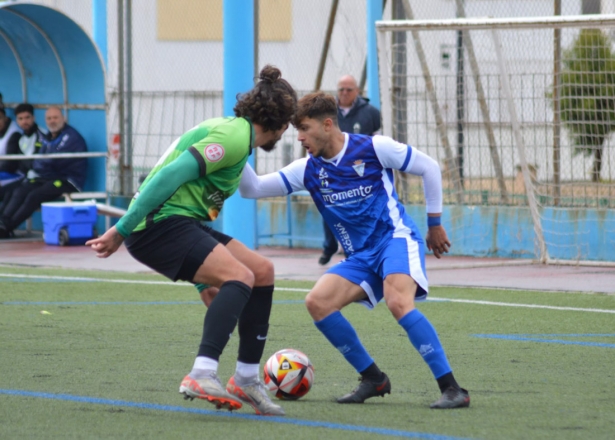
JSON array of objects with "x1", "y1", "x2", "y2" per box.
[{"x1": 263, "y1": 348, "x2": 314, "y2": 400}]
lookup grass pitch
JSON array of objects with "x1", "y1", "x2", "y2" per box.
[{"x1": 0, "y1": 265, "x2": 614, "y2": 439}]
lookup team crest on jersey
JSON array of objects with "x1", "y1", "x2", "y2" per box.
[
  {"x1": 204, "y1": 143, "x2": 225, "y2": 162},
  {"x1": 319, "y1": 167, "x2": 329, "y2": 187},
  {"x1": 352, "y1": 160, "x2": 365, "y2": 177}
]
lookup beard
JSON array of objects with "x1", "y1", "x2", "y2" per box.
[{"x1": 259, "y1": 139, "x2": 278, "y2": 152}]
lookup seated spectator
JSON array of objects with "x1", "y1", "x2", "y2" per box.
[
  {"x1": 0, "y1": 106, "x2": 87, "y2": 238},
  {"x1": 0, "y1": 106, "x2": 23, "y2": 194},
  {"x1": 0, "y1": 103, "x2": 46, "y2": 200},
  {"x1": 0, "y1": 106, "x2": 21, "y2": 158}
]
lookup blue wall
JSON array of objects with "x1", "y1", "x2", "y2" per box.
[{"x1": 256, "y1": 199, "x2": 615, "y2": 262}]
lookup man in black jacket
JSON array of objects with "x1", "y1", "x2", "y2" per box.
[
  {"x1": 0, "y1": 107, "x2": 20, "y2": 158},
  {"x1": 336, "y1": 75, "x2": 382, "y2": 136},
  {"x1": 0, "y1": 103, "x2": 46, "y2": 201},
  {"x1": 318, "y1": 75, "x2": 382, "y2": 265},
  {"x1": 0, "y1": 106, "x2": 87, "y2": 238}
]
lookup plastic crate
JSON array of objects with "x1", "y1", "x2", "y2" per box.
[{"x1": 41, "y1": 202, "x2": 97, "y2": 246}]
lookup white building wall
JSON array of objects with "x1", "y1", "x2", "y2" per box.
[{"x1": 27, "y1": 0, "x2": 589, "y2": 94}]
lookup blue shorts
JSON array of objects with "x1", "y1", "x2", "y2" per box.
[{"x1": 326, "y1": 234, "x2": 428, "y2": 309}]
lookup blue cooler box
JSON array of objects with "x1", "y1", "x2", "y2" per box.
[{"x1": 41, "y1": 202, "x2": 97, "y2": 246}]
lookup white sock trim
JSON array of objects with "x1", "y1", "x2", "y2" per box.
[
  {"x1": 193, "y1": 356, "x2": 219, "y2": 372},
  {"x1": 235, "y1": 361, "x2": 260, "y2": 379}
]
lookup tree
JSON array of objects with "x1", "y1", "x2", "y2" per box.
[{"x1": 558, "y1": 29, "x2": 615, "y2": 182}]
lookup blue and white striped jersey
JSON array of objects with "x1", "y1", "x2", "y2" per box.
[{"x1": 278, "y1": 133, "x2": 424, "y2": 256}]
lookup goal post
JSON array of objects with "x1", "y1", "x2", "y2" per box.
[{"x1": 376, "y1": 14, "x2": 615, "y2": 264}]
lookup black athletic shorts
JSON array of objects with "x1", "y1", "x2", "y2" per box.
[{"x1": 124, "y1": 216, "x2": 233, "y2": 282}]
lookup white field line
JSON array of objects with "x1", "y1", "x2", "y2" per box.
[
  {"x1": 1, "y1": 273, "x2": 614, "y2": 314},
  {"x1": 426, "y1": 298, "x2": 615, "y2": 314},
  {"x1": 0, "y1": 273, "x2": 190, "y2": 286}
]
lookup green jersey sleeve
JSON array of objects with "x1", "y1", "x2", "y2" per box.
[{"x1": 115, "y1": 151, "x2": 200, "y2": 237}]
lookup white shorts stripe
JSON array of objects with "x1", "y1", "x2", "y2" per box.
[
  {"x1": 360, "y1": 280, "x2": 377, "y2": 307},
  {"x1": 403, "y1": 234, "x2": 429, "y2": 295}
]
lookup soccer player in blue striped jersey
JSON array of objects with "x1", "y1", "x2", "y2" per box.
[{"x1": 239, "y1": 92, "x2": 470, "y2": 409}]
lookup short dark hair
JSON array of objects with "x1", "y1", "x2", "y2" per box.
[
  {"x1": 0, "y1": 107, "x2": 5, "y2": 117},
  {"x1": 234, "y1": 65, "x2": 297, "y2": 132},
  {"x1": 291, "y1": 91, "x2": 338, "y2": 127},
  {"x1": 15, "y1": 103, "x2": 34, "y2": 116}
]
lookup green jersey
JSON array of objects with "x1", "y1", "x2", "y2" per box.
[{"x1": 116, "y1": 117, "x2": 254, "y2": 237}]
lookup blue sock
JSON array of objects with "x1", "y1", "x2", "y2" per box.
[
  {"x1": 314, "y1": 311, "x2": 373, "y2": 373},
  {"x1": 399, "y1": 309, "x2": 451, "y2": 379}
]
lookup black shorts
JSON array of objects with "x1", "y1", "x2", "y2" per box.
[{"x1": 124, "y1": 216, "x2": 233, "y2": 282}]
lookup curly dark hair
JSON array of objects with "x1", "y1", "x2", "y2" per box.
[
  {"x1": 234, "y1": 65, "x2": 297, "y2": 132},
  {"x1": 291, "y1": 91, "x2": 338, "y2": 127}
]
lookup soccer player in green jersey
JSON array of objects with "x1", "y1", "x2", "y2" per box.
[{"x1": 87, "y1": 66, "x2": 297, "y2": 416}]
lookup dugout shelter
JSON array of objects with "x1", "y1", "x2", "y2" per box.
[
  {"x1": 0, "y1": 2, "x2": 108, "y2": 230},
  {"x1": 0, "y1": 2, "x2": 106, "y2": 195}
]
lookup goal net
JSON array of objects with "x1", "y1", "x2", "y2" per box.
[{"x1": 377, "y1": 11, "x2": 615, "y2": 264}]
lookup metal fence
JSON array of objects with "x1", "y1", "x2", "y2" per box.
[{"x1": 106, "y1": 89, "x2": 334, "y2": 194}]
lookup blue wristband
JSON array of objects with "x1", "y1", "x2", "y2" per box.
[{"x1": 427, "y1": 216, "x2": 441, "y2": 227}]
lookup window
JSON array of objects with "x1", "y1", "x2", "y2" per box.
[{"x1": 157, "y1": 0, "x2": 292, "y2": 41}]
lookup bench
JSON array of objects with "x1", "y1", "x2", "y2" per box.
[
  {"x1": 62, "y1": 192, "x2": 127, "y2": 218},
  {"x1": 62, "y1": 191, "x2": 107, "y2": 202}
]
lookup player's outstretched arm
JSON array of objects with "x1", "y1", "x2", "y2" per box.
[
  {"x1": 239, "y1": 163, "x2": 288, "y2": 199},
  {"x1": 86, "y1": 226, "x2": 124, "y2": 258}
]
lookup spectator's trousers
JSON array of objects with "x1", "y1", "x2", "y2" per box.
[{"x1": 1, "y1": 178, "x2": 77, "y2": 231}]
